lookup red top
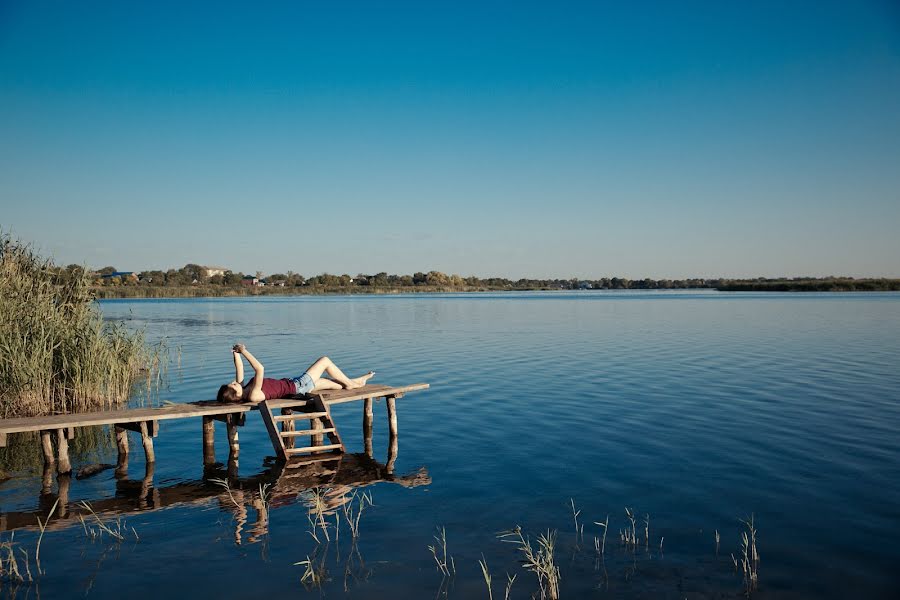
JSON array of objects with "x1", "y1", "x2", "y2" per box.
[{"x1": 245, "y1": 377, "x2": 295, "y2": 400}]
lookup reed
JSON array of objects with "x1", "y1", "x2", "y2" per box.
[
  {"x1": 734, "y1": 515, "x2": 760, "y2": 593},
  {"x1": 594, "y1": 515, "x2": 609, "y2": 555},
  {"x1": 478, "y1": 555, "x2": 493, "y2": 600},
  {"x1": 341, "y1": 490, "x2": 373, "y2": 540},
  {"x1": 77, "y1": 501, "x2": 138, "y2": 542},
  {"x1": 0, "y1": 232, "x2": 162, "y2": 419},
  {"x1": 570, "y1": 498, "x2": 583, "y2": 542},
  {"x1": 428, "y1": 526, "x2": 456, "y2": 578},
  {"x1": 620, "y1": 507, "x2": 638, "y2": 548},
  {"x1": 498, "y1": 526, "x2": 560, "y2": 600},
  {"x1": 304, "y1": 487, "x2": 332, "y2": 543}
]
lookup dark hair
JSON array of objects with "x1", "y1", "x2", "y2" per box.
[{"x1": 217, "y1": 384, "x2": 241, "y2": 403}]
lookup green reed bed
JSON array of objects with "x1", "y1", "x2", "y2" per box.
[{"x1": 0, "y1": 232, "x2": 159, "y2": 419}]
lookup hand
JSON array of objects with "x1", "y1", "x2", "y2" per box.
[{"x1": 232, "y1": 344, "x2": 245, "y2": 354}]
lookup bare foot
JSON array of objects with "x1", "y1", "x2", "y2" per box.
[{"x1": 346, "y1": 371, "x2": 375, "y2": 389}]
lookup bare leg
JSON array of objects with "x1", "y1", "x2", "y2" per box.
[
  {"x1": 305, "y1": 356, "x2": 375, "y2": 389},
  {"x1": 310, "y1": 377, "x2": 343, "y2": 393}
]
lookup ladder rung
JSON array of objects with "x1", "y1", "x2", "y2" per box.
[
  {"x1": 286, "y1": 444, "x2": 342, "y2": 455},
  {"x1": 274, "y1": 412, "x2": 327, "y2": 422},
  {"x1": 281, "y1": 428, "x2": 336, "y2": 437}
]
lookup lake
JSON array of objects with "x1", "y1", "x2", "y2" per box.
[{"x1": 1, "y1": 291, "x2": 899, "y2": 598}]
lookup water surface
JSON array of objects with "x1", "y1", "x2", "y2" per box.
[{"x1": 1, "y1": 291, "x2": 899, "y2": 598}]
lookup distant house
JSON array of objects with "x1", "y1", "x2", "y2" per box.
[
  {"x1": 241, "y1": 276, "x2": 259, "y2": 287},
  {"x1": 101, "y1": 271, "x2": 138, "y2": 282},
  {"x1": 204, "y1": 266, "x2": 229, "y2": 278}
]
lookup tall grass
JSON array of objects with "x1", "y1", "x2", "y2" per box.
[{"x1": 0, "y1": 232, "x2": 157, "y2": 418}]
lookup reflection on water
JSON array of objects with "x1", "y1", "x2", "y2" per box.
[{"x1": 1, "y1": 453, "x2": 430, "y2": 543}]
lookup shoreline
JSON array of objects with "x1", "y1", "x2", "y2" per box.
[{"x1": 92, "y1": 283, "x2": 900, "y2": 300}]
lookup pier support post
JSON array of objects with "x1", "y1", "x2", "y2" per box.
[
  {"x1": 56, "y1": 428, "x2": 71, "y2": 475},
  {"x1": 363, "y1": 398, "x2": 374, "y2": 458},
  {"x1": 310, "y1": 416, "x2": 324, "y2": 447},
  {"x1": 202, "y1": 416, "x2": 216, "y2": 467},
  {"x1": 386, "y1": 395, "x2": 399, "y2": 474},
  {"x1": 139, "y1": 421, "x2": 156, "y2": 463},
  {"x1": 40, "y1": 431, "x2": 55, "y2": 469},
  {"x1": 115, "y1": 426, "x2": 129, "y2": 477},
  {"x1": 226, "y1": 415, "x2": 240, "y2": 460},
  {"x1": 281, "y1": 408, "x2": 295, "y2": 450}
]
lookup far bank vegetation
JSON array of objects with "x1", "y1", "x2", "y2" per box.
[{"x1": 84, "y1": 263, "x2": 900, "y2": 298}]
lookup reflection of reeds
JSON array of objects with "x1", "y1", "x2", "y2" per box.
[
  {"x1": 498, "y1": 526, "x2": 560, "y2": 600},
  {"x1": 428, "y1": 526, "x2": 456, "y2": 578}
]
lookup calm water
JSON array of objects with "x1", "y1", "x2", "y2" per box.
[{"x1": 2, "y1": 291, "x2": 899, "y2": 598}]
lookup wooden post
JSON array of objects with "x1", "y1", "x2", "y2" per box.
[
  {"x1": 386, "y1": 396, "x2": 398, "y2": 474},
  {"x1": 56, "y1": 428, "x2": 71, "y2": 475},
  {"x1": 363, "y1": 398, "x2": 374, "y2": 458},
  {"x1": 202, "y1": 416, "x2": 216, "y2": 467},
  {"x1": 281, "y1": 408, "x2": 295, "y2": 450},
  {"x1": 115, "y1": 426, "x2": 129, "y2": 477},
  {"x1": 139, "y1": 421, "x2": 155, "y2": 463},
  {"x1": 310, "y1": 416, "x2": 324, "y2": 447},
  {"x1": 40, "y1": 431, "x2": 55, "y2": 469},
  {"x1": 226, "y1": 415, "x2": 240, "y2": 460}
]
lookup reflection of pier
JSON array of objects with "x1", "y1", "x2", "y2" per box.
[{"x1": 0, "y1": 452, "x2": 430, "y2": 537}]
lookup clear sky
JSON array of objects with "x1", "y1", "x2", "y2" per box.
[{"x1": 1, "y1": 1, "x2": 899, "y2": 279}]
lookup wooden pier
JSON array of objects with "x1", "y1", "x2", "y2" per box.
[{"x1": 0, "y1": 383, "x2": 429, "y2": 477}]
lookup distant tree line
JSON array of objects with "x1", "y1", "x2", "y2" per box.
[{"x1": 68, "y1": 264, "x2": 900, "y2": 295}]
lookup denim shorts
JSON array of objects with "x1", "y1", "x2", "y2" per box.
[{"x1": 290, "y1": 372, "x2": 315, "y2": 395}]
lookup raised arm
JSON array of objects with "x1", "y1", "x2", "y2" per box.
[
  {"x1": 232, "y1": 348, "x2": 244, "y2": 383},
  {"x1": 233, "y1": 344, "x2": 264, "y2": 394}
]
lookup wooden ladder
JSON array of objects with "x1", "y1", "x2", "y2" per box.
[{"x1": 259, "y1": 396, "x2": 344, "y2": 461}]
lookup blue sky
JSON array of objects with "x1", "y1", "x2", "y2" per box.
[{"x1": 1, "y1": 1, "x2": 899, "y2": 278}]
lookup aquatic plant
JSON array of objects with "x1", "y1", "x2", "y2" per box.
[
  {"x1": 77, "y1": 501, "x2": 138, "y2": 542},
  {"x1": 620, "y1": 506, "x2": 638, "y2": 548},
  {"x1": 304, "y1": 487, "x2": 333, "y2": 543},
  {"x1": 428, "y1": 526, "x2": 456, "y2": 578},
  {"x1": 0, "y1": 231, "x2": 163, "y2": 418},
  {"x1": 593, "y1": 515, "x2": 609, "y2": 555},
  {"x1": 498, "y1": 526, "x2": 560, "y2": 600},
  {"x1": 732, "y1": 514, "x2": 760, "y2": 594},
  {"x1": 341, "y1": 490, "x2": 373, "y2": 540},
  {"x1": 478, "y1": 555, "x2": 493, "y2": 600}
]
